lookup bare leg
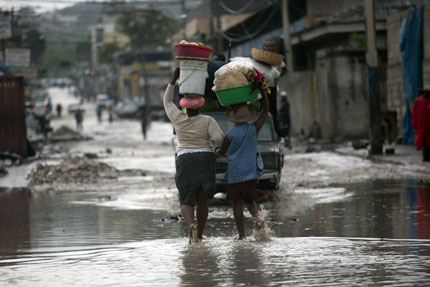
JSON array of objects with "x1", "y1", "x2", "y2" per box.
[
  {"x1": 181, "y1": 204, "x2": 195, "y2": 226},
  {"x1": 196, "y1": 190, "x2": 208, "y2": 239},
  {"x1": 233, "y1": 200, "x2": 245, "y2": 239},
  {"x1": 245, "y1": 201, "x2": 258, "y2": 218}
]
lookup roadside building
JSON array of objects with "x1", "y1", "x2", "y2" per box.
[
  {"x1": 177, "y1": 0, "x2": 430, "y2": 142},
  {"x1": 114, "y1": 49, "x2": 172, "y2": 115}
]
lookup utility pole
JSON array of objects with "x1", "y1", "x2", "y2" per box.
[
  {"x1": 364, "y1": 0, "x2": 383, "y2": 155},
  {"x1": 215, "y1": 1, "x2": 223, "y2": 54},
  {"x1": 180, "y1": 0, "x2": 186, "y2": 39},
  {"x1": 281, "y1": 0, "x2": 293, "y2": 72}
]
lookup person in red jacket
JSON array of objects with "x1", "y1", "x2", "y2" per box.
[{"x1": 412, "y1": 88, "x2": 430, "y2": 161}]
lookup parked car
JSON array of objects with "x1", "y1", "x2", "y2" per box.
[
  {"x1": 68, "y1": 103, "x2": 81, "y2": 114},
  {"x1": 96, "y1": 94, "x2": 111, "y2": 108},
  {"x1": 114, "y1": 99, "x2": 139, "y2": 118},
  {"x1": 114, "y1": 97, "x2": 145, "y2": 118}
]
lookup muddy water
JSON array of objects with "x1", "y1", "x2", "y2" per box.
[{"x1": 1, "y1": 180, "x2": 430, "y2": 286}]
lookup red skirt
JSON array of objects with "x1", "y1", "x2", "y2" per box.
[{"x1": 226, "y1": 179, "x2": 265, "y2": 203}]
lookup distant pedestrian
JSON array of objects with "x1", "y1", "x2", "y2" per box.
[
  {"x1": 107, "y1": 103, "x2": 114, "y2": 123},
  {"x1": 138, "y1": 105, "x2": 149, "y2": 140},
  {"x1": 46, "y1": 98, "x2": 53, "y2": 113},
  {"x1": 96, "y1": 105, "x2": 103, "y2": 123},
  {"x1": 75, "y1": 108, "x2": 84, "y2": 132},
  {"x1": 279, "y1": 91, "x2": 292, "y2": 149},
  {"x1": 412, "y1": 88, "x2": 430, "y2": 162},
  {"x1": 56, "y1": 103, "x2": 63, "y2": 117}
]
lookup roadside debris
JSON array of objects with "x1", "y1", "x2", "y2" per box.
[
  {"x1": 28, "y1": 157, "x2": 119, "y2": 185},
  {"x1": 0, "y1": 152, "x2": 22, "y2": 165},
  {"x1": 50, "y1": 125, "x2": 89, "y2": 141}
]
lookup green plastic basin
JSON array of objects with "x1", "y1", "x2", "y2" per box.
[{"x1": 215, "y1": 84, "x2": 258, "y2": 106}]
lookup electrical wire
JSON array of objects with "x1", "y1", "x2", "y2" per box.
[
  {"x1": 217, "y1": 0, "x2": 258, "y2": 15},
  {"x1": 222, "y1": 5, "x2": 278, "y2": 43}
]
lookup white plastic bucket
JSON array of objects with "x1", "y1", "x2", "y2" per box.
[{"x1": 178, "y1": 60, "x2": 208, "y2": 95}]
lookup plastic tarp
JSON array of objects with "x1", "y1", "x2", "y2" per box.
[{"x1": 400, "y1": 5, "x2": 423, "y2": 145}]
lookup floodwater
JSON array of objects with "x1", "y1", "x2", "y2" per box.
[{"x1": 1, "y1": 180, "x2": 430, "y2": 286}]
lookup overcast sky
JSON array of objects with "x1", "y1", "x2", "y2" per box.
[
  {"x1": 0, "y1": 0, "x2": 199, "y2": 13},
  {"x1": 0, "y1": 0, "x2": 87, "y2": 13}
]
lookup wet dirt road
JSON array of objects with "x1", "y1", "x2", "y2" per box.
[{"x1": 1, "y1": 88, "x2": 430, "y2": 286}]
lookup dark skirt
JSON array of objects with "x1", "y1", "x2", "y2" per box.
[
  {"x1": 175, "y1": 152, "x2": 216, "y2": 205},
  {"x1": 226, "y1": 179, "x2": 265, "y2": 203}
]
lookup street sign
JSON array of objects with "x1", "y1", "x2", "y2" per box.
[
  {"x1": 8, "y1": 64, "x2": 37, "y2": 79},
  {"x1": 5, "y1": 48, "x2": 31, "y2": 67},
  {"x1": 0, "y1": 16, "x2": 12, "y2": 40}
]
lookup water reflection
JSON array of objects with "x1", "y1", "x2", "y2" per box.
[
  {"x1": 276, "y1": 180, "x2": 430, "y2": 240},
  {"x1": 0, "y1": 189, "x2": 31, "y2": 257},
  {"x1": 180, "y1": 242, "x2": 221, "y2": 286},
  {"x1": 409, "y1": 182, "x2": 430, "y2": 239},
  {"x1": 230, "y1": 241, "x2": 266, "y2": 286}
]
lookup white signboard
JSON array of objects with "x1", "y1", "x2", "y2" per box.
[
  {"x1": 0, "y1": 16, "x2": 12, "y2": 39},
  {"x1": 5, "y1": 48, "x2": 31, "y2": 67}
]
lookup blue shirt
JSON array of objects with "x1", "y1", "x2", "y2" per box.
[{"x1": 225, "y1": 122, "x2": 264, "y2": 183}]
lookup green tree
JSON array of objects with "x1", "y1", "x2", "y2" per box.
[
  {"x1": 75, "y1": 36, "x2": 92, "y2": 63},
  {"x1": 99, "y1": 42, "x2": 120, "y2": 64},
  {"x1": 116, "y1": 10, "x2": 178, "y2": 49},
  {"x1": 38, "y1": 44, "x2": 76, "y2": 77},
  {"x1": 22, "y1": 29, "x2": 46, "y2": 63}
]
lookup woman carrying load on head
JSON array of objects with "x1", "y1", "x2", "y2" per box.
[{"x1": 164, "y1": 68, "x2": 225, "y2": 244}]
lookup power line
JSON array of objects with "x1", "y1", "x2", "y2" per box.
[
  {"x1": 217, "y1": 0, "x2": 259, "y2": 15},
  {"x1": 222, "y1": 5, "x2": 278, "y2": 43}
]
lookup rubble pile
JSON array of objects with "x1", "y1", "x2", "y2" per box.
[
  {"x1": 28, "y1": 157, "x2": 119, "y2": 185},
  {"x1": 50, "y1": 125, "x2": 86, "y2": 141}
]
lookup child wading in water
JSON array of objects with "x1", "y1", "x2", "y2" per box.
[{"x1": 217, "y1": 89, "x2": 269, "y2": 240}]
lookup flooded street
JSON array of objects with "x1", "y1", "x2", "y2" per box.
[
  {"x1": 1, "y1": 181, "x2": 430, "y2": 286},
  {"x1": 1, "y1": 88, "x2": 430, "y2": 286}
]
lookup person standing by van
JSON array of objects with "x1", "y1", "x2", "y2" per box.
[{"x1": 412, "y1": 88, "x2": 430, "y2": 161}]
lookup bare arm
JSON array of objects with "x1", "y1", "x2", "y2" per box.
[
  {"x1": 163, "y1": 68, "x2": 183, "y2": 122},
  {"x1": 208, "y1": 117, "x2": 225, "y2": 148},
  {"x1": 216, "y1": 135, "x2": 230, "y2": 156},
  {"x1": 254, "y1": 89, "x2": 269, "y2": 135},
  {"x1": 170, "y1": 67, "x2": 179, "y2": 86}
]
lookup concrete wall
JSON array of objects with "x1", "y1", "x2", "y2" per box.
[
  {"x1": 314, "y1": 51, "x2": 369, "y2": 140},
  {"x1": 278, "y1": 71, "x2": 314, "y2": 136},
  {"x1": 386, "y1": 4, "x2": 430, "y2": 139},
  {"x1": 278, "y1": 51, "x2": 369, "y2": 141}
]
